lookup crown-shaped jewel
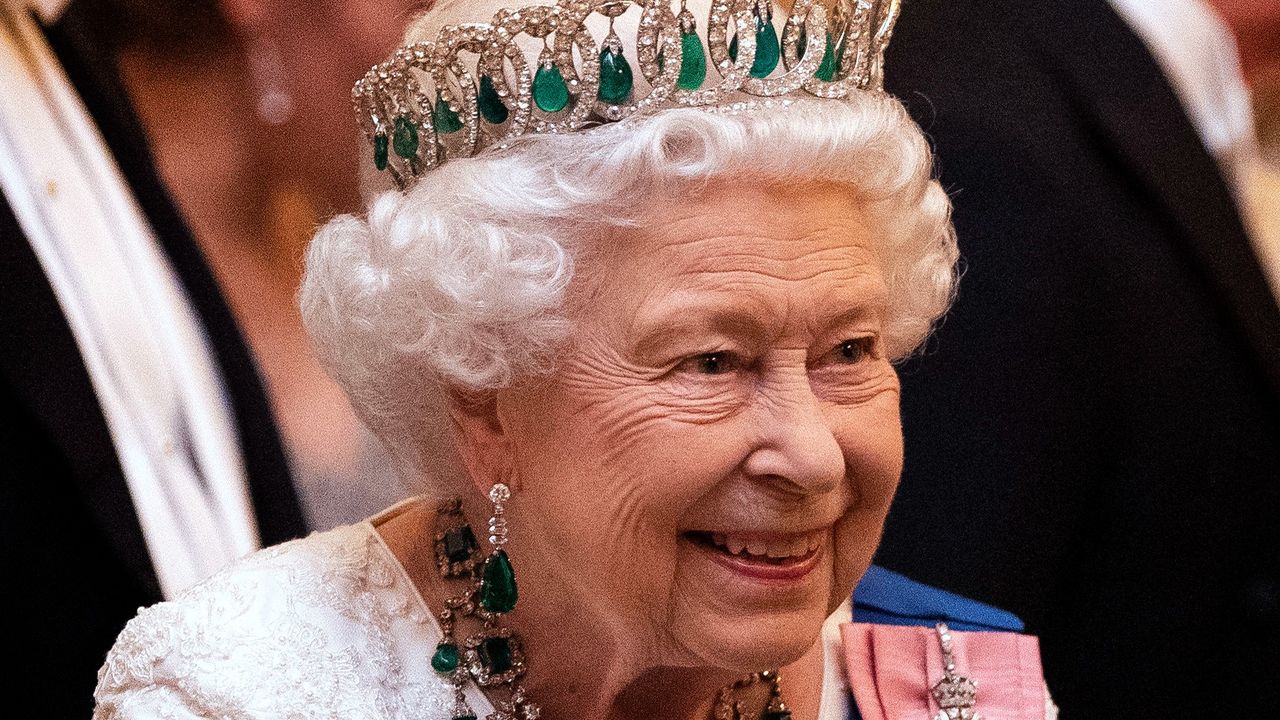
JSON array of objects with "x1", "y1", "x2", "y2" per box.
[
  {"x1": 930, "y1": 623, "x2": 983, "y2": 720},
  {"x1": 931, "y1": 674, "x2": 978, "y2": 710},
  {"x1": 353, "y1": 0, "x2": 900, "y2": 187}
]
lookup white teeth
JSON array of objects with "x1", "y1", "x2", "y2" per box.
[
  {"x1": 706, "y1": 530, "x2": 825, "y2": 559},
  {"x1": 766, "y1": 538, "x2": 800, "y2": 558},
  {"x1": 780, "y1": 537, "x2": 810, "y2": 558}
]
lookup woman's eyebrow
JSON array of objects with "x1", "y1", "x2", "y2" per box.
[
  {"x1": 809, "y1": 305, "x2": 886, "y2": 335},
  {"x1": 630, "y1": 301, "x2": 772, "y2": 356}
]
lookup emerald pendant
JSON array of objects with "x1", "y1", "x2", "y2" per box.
[
  {"x1": 373, "y1": 133, "x2": 388, "y2": 171},
  {"x1": 815, "y1": 32, "x2": 838, "y2": 82},
  {"x1": 479, "y1": 549, "x2": 518, "y2": 612},
  {"x1": 435, "y1": 95, "x2": 463, "y2": 134},
  {"x1": 728, "y1": 11, "x2": 780, "y2": 78},
  {"x1": 477, "y1": 75, "x2": 509, "y2": 124},
  {"x1": 431, "y1": 642, "x2": 460, "y2": 673},
  {"x1": 677, "y1": 30, "x2": 706, "y2": 90},
  {"x1": 835, "y1": 36, "x2": 847, "y2": 75},
  {"x1": 598, "y1": 46, "x2": 633, "y2": 105},
  {"x1": 751, "y1": 16, "x2": 780, "y2": 78},
  {"x1": 392, "y1": 115, "x2": 418, "y2": 159},
  {"x1": 478, "y1": 636, "x2": 514, "y2": 674},
  {"x1": 533, "y1": 63, "x2": 570, "y2": 112},
  {"x1": 442, "y1": 525, "x2": 478, "y2": 565}
]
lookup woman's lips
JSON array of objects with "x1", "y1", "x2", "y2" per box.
[{"x1": 685, "y1": 530, "x2": 825, "y2": 582}]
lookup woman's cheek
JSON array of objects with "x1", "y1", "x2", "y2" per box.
[
  {"x1": 827, "y1": 385, "x2": 903, "y2": 604},
  {"x1": 830, "y1": 509, "x2": 883, "y2": 610}
]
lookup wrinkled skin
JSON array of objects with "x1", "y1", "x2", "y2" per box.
[{"x1": 449, "y1": 180, "x2": 904, "y2": 718}]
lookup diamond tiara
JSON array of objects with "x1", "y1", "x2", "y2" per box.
[{"x1": 353, "y1": 0, "x2": 901, "y2": 188}]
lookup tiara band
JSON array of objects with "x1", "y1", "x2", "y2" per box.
[{"x1": 353, "y1": 0, "x2": 901, "y2": 188}]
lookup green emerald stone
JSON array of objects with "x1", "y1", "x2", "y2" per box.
[
  {"x1": 479, "y1": 549, "x2": 517, "y2": 612},
  {"x1": 431, "y1": 642, "x2": 459, "y2": 673},
  {"x1": 479, "y1": 636, "x2": 513, "y2": 675},
  {"x1": 442, "y1": 525, "x2": 478, "y2": 565},
  {"x1": 815, "y1": 32, "x2": 838, "y2": 82},
  {"x1": 435, "y1": 95, "x2": 463, "y2": 134},
  {"x1": 677, "y1": 31, "x2": 706, "y2": 90},
  {"x1": 373, "y1": 133, "x2": 388, "y2": 171},
  {"x1": 533, "y1": 64, "x2": 570, "y2": 113},
  {"x1": 751, "y1": 17, "x2": 780, "y2": 78},
  {"x1": 728, "y1": 13, "x2": 780, "y2": 78},
  {"x1": 392, "y1": 116, "x2": 418, "y2": 159},
  {"x1": 477, "y1": 75, "x2": 509, "y2": 124},
  {"x1": 598, "y1": 46, "x2": 633, "y2": 105}
]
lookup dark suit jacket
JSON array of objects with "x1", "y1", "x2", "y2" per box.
[
  {"x1": 0, "y1": 6, "x2": 306, "y2": 716},
  {"x1": 876, "y1": 1, "x2": 1280, "y2": 717}
]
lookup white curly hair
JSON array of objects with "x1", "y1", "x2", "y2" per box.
[{"x1": 300, "y1": 93, "x2": 957, "y2": 486}]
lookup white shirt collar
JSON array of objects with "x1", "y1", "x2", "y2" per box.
[{"x1": 817, "y1": 598, "x2": 854, "y2": 720}]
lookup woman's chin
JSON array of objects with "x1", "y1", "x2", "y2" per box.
[{"x1": 686, "y1": 613, "x2": 827, "y2": 672}]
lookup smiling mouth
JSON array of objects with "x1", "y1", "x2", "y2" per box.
[{"x1": 683, "y1": 530, "x2": 825, "y2": 580}]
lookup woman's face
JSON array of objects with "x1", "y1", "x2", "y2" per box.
[{"x1": 493, "y1": 180, "x2": 903, "y2": 671}]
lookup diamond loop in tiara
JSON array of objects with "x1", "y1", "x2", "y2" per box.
[{"x1": 353, "y1": 0, "x2": 901, "y2": 189}]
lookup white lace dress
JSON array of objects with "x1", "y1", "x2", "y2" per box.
[{"x1": 93, "y1": 505, "x2": 856, "y2": 719}]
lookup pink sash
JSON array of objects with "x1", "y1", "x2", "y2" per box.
[{"x1": 840, "y1": 623, "x2": 1050, "y2": 719}]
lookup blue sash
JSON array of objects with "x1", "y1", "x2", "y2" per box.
[{"x1": 846, "y1": 566, "x2": 1025, "y2": 719}]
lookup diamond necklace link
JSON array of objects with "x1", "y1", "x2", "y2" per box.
[{"x1": 713, "y1": 669, "x2": 792, "y2": 720}]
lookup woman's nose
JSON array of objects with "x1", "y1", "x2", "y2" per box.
[{"x1": 740, "y1": 373, "x2": 845, "y2": 495}]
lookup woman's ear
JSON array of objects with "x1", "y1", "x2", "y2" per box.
[{"x1": 447, "y1": 392, "x2": 518, "y2": 497}]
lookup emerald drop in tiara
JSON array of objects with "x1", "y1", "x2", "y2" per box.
[{"x1": 353, "y1": 0, "x2": 901, "y2": 188}]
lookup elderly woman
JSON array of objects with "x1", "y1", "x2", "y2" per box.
[{"x1": 94, "y1": 0, "x2": 1054, "y2": 718}]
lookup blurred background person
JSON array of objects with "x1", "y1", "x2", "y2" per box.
[
  {"x1": 2, "y1": 0, "x2": 418, "y2": 715},
  {"x1": 1, "y1": 0, "x2": 306, "y2": 716},
  {"x1": 79, "y1": 0, "x2": 423, "y2": 529},
  {"x1": 877, "y1": 0, "x2": 1280, "y2": 717},
  {"x1": 1210, "y1": 0, "x2": 1280, "y2": 298}
]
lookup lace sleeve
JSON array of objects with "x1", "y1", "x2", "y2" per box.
[
  {"x1": 92, "y1": 526, "x2": 460, "y2": 719},
  {"x1": 92, "y1": 541, "x2": 374, "y2": 718},
  {"x1": 92, "y1": 536, "x2": 365, "y2": 718},
  {"x1": 93, "y1": 603, "x2": 231, "y2": 719}
]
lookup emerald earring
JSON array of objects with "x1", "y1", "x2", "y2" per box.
[
  {"x1": 431, "y1": 487, "x2": 533, "y2": 720},
  {"x1": 479, "y1": 483, "x2": 518, "y2": 613}
]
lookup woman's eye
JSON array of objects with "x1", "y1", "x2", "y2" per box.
[
  {"x1": 678, "y1": 352, "x2": 739, "y2": 375},
  {"x1": 832, "y1": 338, "x2": 875, "y2": 364}
]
